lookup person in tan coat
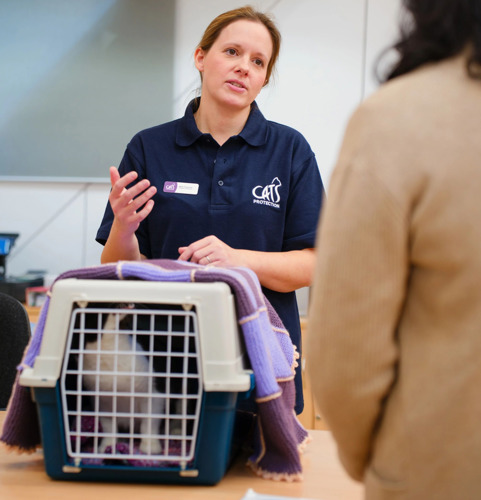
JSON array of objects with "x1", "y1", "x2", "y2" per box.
[{"x1": 307, "y1": 1, "x2": 481, "y2": 499}]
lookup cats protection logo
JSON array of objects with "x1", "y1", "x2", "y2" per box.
[{"x1": 252, "y1": 177, "x2": 281, "y2": 208}]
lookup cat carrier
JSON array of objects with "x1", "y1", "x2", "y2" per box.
[{"x1": 20, "y1": 278, "x2": 254, "y2": 485}]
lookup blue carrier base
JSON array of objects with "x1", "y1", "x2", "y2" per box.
[{"x1": 33, "y1": 383, "x2": 249, "y2": 485}]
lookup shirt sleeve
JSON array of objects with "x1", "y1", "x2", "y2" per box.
[{"x1": 282, "y1": 145, "x2": 324, "y2": 252}]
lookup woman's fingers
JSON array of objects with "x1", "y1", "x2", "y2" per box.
[
  {"x1": 125, "y1": 185, "x2": 157, "y2": 213},
  {"x1": 110, "y1": 170, "x2": 139, "y2": 197},
  {"x1": 178, "y1": 235, "x2": 225, "y2": 264},
  {"x1": 109, "y1": 166, "x2": 121, "y2": 187},
  {"x1": 177, "y1": 238, "x2": 209, "y2": 262},
  {"x1": 110, "y1": 172, "x2": 154, "y2": 207},
  {"x1": 108, "y1": 167, "x2": 156, "y2": 226}
]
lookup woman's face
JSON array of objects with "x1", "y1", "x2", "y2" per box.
[{"x1": 195, "y1": 20, "x2": 273, "y2": 112}]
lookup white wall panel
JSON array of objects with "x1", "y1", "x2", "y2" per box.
[
  {"x1": 258, "y1": 0, "x2": 366, "y2": 187},
  {"x1": 1, "y1": 181, "x2": 109, "y2": 277},
  {"x1": 2, "y1": 183, "x2": 88, "y2": 276},
  {"x1": 84, "y1": 184, "x2": 111, "y2": 268},
  {"x1": 363, "y1": 0, "x2": 402, "y2": 98}
]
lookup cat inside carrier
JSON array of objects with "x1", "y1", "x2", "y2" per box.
[{"x1": 20, "y1": 278, "x2": 254, "y2": 484}]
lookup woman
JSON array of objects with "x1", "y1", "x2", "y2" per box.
[
  {"x1": 96, "y1": 6, "x2": 324, "y2": 414},
  {"x1": 308, "y1": 0, "x2": 481, "y2": 498}
]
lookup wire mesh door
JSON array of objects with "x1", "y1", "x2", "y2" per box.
[{"x1": 60, "y1": 303, "x2": 203, "y2": 469}]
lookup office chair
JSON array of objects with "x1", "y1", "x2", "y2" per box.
[{"x1": 0, "y1": 292, "x2": 31, "y2": 410}]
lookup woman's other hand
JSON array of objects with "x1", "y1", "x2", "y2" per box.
[
  {"x1": 178, "y1": 235, "x2": 243, "y2": 267},
  {"x1": 179, "y1": 235, "x2": 315, "y2": 292}
]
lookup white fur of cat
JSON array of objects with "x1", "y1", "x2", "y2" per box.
[{"x1": 82, "y1": 312, "x2": 164, "y2": 455}]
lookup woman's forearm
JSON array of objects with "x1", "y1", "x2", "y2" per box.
[
  {"x1": 238, "y1": 248, "x2": 316, "y2": 293},
  {"x1": 100, "y1": 220, "x2": 143, "y2": 263}
]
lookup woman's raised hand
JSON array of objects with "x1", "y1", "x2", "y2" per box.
[{"x1": 108, "y1": 166, "x2": 157, "y2": 235}]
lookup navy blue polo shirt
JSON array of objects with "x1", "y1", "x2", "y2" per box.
[{"x1": 97, "y1": 100, "x2": 324, "y2": 414}]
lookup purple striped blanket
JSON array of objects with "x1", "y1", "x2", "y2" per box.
[{"x1": 1, "y1": 259, "x2": 309, "y2": 480}]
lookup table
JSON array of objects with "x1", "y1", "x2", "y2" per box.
[
  {"x1": 25, "y1": 305, "x2": 41, "y2": 325},
  {"x1": 0, "y1": 412, "x2": 362, "y2": 500}
]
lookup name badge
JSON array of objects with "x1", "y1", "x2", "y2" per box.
[{"x1": 163, "y1": 181, "x2": 199, "y2": 195}]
